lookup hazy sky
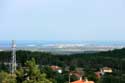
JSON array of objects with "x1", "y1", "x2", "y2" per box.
[{"x1": 0, "y1": 0, "x2": 125, "y2": 41}]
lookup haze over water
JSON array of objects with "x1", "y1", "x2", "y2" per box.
[{"x1": 0, "y1": 40, "x2": 125, "y2": 48}]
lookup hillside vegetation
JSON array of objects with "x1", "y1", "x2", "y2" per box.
[{"x1": 0, "y1": 48, "x2": 125, "y2": 83}]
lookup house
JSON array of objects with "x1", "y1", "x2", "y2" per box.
[
  {"x1": 71, "y1": 78, "x2": 94, "y2": 83},
  {"x1": 71, "y1": 79, "x2": 94, "y2": 83},
  {"x1": 50, "y1": 65, "x2": 62, "y2": 73},
  {"x1": 84, "y1": 81, "x2": 94, "y2": 83},
  {"x1": 71, "y1": 80, "x2": 84, "y2": 83},
  {"x1": 100, "y1": 67, "x2": 112, "y2": 73},
  {"x1": 95, "y1": 67, "x2": 113, "y2": 78}
]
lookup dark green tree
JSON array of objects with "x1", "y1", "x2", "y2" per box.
[{"x1": 16, "y1": 58, "x2": 52, "y2": 83}]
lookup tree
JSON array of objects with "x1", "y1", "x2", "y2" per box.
[
  {"x1": 0, "y1": 71, "x2": 16, "y2": 83},
  {"x1": 16, "y1": 58, "x2": 52, "y2": 83},
  {"x1": 69, "y1": 65, "x2": 76, "y2": 71},
  {"x1": 16, "y1": 66, "x2": 24, "y2": 83}
]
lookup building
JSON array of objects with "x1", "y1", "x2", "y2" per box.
[
  {"x1": 50, "y1": 65, "x2": 62, "y2": 73},
  {"x1": 100, "y1": 67, "x2": 112, "y2": 73},
  {"x1": 71, "y1": 80, "x2": 84, "y2": 83},
  {"x1": 71, "y1": 79, "x2": 94, "y2": 83},
  {"x1": 71, "y1": 78, "x2": 94, "y2": 83},
  {"x1": 95, "y1": 67, "x2": 113, "y2": 78}
]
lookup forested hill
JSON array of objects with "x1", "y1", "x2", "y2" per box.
[
  {"x1": 0, "y1": 48, "x2": 125, "y2": 64},
  {"x1": 0, "y1": 48, "x2": 124, "y2": 69},
  {"x1": 0, "y1": 48, "x2": 125, "y2": 83}
]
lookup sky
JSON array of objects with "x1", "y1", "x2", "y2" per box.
[{"x1": 0, "y1": 0, "x2": 125, "y2": 41}]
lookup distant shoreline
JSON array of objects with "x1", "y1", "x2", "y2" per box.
[
  {"x1": 0, "y1": 40, "x2": 125, "y2": 54},
  {"x1": 0, "y1": 47, "x2": 123, "y2": 55}
]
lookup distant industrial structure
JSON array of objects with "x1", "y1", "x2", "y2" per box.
[{"x1": 11, "y1": 40, "x2": 16, "y2": 74}]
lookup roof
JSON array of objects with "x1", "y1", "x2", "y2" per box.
[
  {"x1": 71, "y1": 80, "x2": 94, "y2": 83},
  {"x1": 71, "y1": 80, "x2": 84, "y2": 83},
  {"x1": 50, "y1": 65, "x2": 61, "y2": 71},
  {"x1": 84, "y1": 81, "x2": 94, "y2": 83}
]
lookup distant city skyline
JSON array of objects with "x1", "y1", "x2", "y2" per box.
[{"x1": 0, "y1": 0, "x2": 125, "y2": 41}]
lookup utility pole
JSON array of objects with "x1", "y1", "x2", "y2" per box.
[
  {"x1": 69, "y1": 73, "x2": 72, "y2": 83},
  {"x1": 11, "y1": 40, "x2": 16, "y2": 74}
]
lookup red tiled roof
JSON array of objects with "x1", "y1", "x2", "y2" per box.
[
  {"x1": 50, "y1": 65, "x2": 61, "y2": 71},
  {"x1": 71, "y1": 80, "x2": 94, "y2": 83},
  {"x1": 84, "y1": 81, "x2": 94, "y2": 83},
  {"x1": 71, "y1": 80, "x2": 84, "y2": 83}
]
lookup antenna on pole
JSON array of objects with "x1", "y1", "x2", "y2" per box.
[{"x1": 11, "y1": 40, "x2": 16, "y2": 74}]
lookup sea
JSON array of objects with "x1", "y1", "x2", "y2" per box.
[
  {"x1": 0, "y1": 40, "x2": 125, "y2": 47},
  {"x1": 0, "y1": 40, "x2": 125, "y2": 54}
]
